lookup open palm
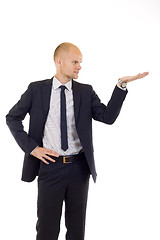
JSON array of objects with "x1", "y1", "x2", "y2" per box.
[{"x1": 120, "y1": 72, "x2": 149, "y2": 83}]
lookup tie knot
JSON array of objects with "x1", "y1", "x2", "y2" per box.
[{"x1": 60, "y1": 85, "x2": 66, "y2": 91}]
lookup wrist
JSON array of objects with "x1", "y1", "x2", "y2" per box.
[
  {"x1": 30, "y1": 146, "x2": 39, "y2": 155},
  {"x1": 118, "y1": 78, "x2": 127, "y2": 89}
]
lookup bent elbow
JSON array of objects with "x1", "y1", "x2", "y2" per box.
[{"x1": 107, "y1": 119, "x2": 116, "y2": 125}]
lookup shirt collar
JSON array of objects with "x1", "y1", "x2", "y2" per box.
[{"x1": 53, "y1": 76, "x2": 72, "y2": 91}]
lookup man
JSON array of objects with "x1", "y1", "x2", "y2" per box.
[{"x1": 6, "y1": 42, "x2": 149, "y2": 240}]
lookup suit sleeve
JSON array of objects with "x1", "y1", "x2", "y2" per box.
[
  {"x1": 6, "y1": 83, "x2": 38, "y2": 155},
  {"x1": 91, "y1": 85, "x2": 128, "y2": 124}
]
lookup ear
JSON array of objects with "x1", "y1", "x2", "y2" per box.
[{"x1": 56, "y1": 58, "x2": 62, "y2": 66}]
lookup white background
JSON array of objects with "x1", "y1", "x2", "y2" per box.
[{"x1": 0, "y1": 0, "x2": 160, "y2": 239}]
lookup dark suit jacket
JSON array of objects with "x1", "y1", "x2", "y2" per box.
[{"x1": 6, "y1": 77, "x2": 128, "y2": 182}]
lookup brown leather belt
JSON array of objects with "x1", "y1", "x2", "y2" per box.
[{"x1": 49, "y1": 151, "x2": 84, "y2": 164}]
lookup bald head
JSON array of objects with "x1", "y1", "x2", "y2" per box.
[
  {"x1": 54, "y1": 42, "x2": 82, "y2": 63},
  {"x1": 54, "y1": 42, "x2": 82, "y2": 82}
]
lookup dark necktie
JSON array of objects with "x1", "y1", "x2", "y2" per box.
[{"x1": 60, "y1": 85, "x2": 68, "y2": 151}]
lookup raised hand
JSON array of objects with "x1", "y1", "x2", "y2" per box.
[{"x1": 119, "y1": 72, "x2": 149, "y2": 83}]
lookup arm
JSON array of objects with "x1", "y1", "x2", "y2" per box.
[
  {"x1": 6, "y1": 83, "x2": 38, "y2": 155},
  {"x1": 6, "y1": 83, "x2": 59, "y2": 162},
  {"x1": 91, "y1": 85, "x2": 128, "y2": 124},
  {"x1": 91, "y1": 72, "x2": 149, "y2": 124}
]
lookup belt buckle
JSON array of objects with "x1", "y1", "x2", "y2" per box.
[{"x1": 63, "y1": 156, "x2": 72, "y2": 164}]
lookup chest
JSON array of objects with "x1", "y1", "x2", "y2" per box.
[{"x1": 48, "y1": 88, "x2": 75, "y2": 122}]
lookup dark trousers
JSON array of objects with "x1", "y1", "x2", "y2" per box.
[{"x1": 36, "y1": 152, "x2": 90, "y2": 240}]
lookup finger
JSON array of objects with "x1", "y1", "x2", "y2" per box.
[
  {"x1": 136, "y1": 73, "x2": 141, "y2": 78},
  {"x1": 142, "y1": 72, "x2": 149, "y2": 77},
  {"x1": 46, "y1": 149, "x2": 59, "y2": 157},
  {"x1": 138, "y1": 72, "x2": 149, "y2": 79},
  {"x1": 43, "y1": 154, "x2": 56, "y2": 163},
  {"x1": 40, "y1": 157, "x2": 49, "y2": 165}
]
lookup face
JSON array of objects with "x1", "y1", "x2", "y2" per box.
[{"x1": 59, "y1": 47, "x2": 83, "y2": 80}]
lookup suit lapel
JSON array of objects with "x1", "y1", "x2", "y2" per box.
[
  {"x1": 72, "y1": 80, "x2": 82, "y2": 125},
  {"x1": 41, "y1": 78, "x2": 53, "y2": 121}
]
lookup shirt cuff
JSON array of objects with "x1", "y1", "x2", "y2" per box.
[{"x1": 117, "y1": 84, "x2": 127, "y2": 91}]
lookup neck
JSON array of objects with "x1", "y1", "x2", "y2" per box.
[{"x1": 55, "y1": 73, "x2": 71, "y2": 85}]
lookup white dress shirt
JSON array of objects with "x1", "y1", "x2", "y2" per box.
[{"x1": 42, "y1": 76, "x2": 83, "y2": 156}]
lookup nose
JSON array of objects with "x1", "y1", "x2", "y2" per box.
[{"x1": 76, "y1": 63, "x2": 81, "y2": 70}]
